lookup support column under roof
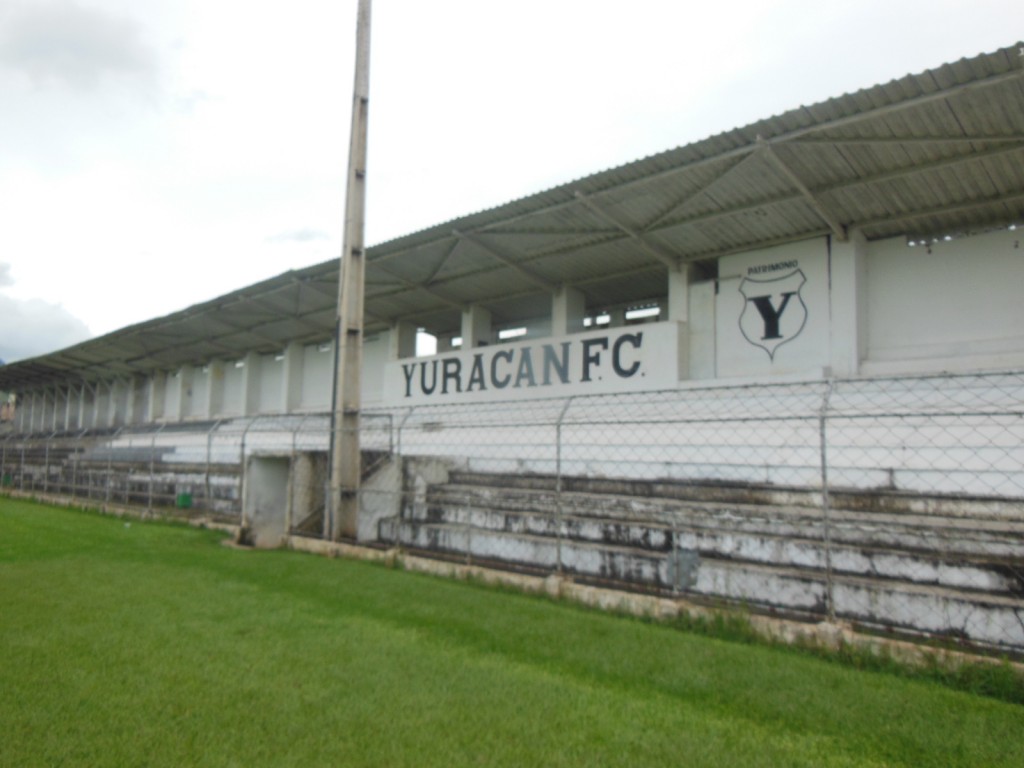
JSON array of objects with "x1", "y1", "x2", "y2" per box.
[{"x1": 461, "y1": 305, "x2": 492, "y2": 348}]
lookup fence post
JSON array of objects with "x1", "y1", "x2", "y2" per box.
[
  {"x1": 396, "y1": 408, "x2": 414, "y2": 525},
  {"x1": 105, "y1": 436, "x2": 112, "y2": 506},
  {"x1": 286, "y1": 415, "x2": 310, "y2": 535},
  {"x1": 555, "y1": 397, "x2": 574, "y2": 576},
  {"x1": 818, "y1": 380, "x2": 836, "y2": 623},
  {"x1": 205, "y1": 421, "x2": 221, "y2": 515},
  {"x1": 43, "y1": 434, "x2": 50, "y2": 495},
  {"x1": 239, "y1": 418, "x2": 257, "y2": 533},
  {"x1": 149, "y1": 428, "x2": 159, "y2": 512},
  {"x1": 70, "y1": 432, "x2": 79, "y2": 500}
]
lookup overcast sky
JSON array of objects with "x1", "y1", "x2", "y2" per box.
[{"x1": 0, "y1": 0, "x2": 1018, "y2": 363}]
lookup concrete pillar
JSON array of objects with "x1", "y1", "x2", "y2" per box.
[
  {"x1": 281, "y1": 344, "x2": 304, "y2": 413},
  {"x1": 127, "y1": 376, "x2": 148, "y2": 425},
  {"x1": 56, "y1": 387, "x2": 66, "y2": 431},
  {"x1": 171, "y1": 368, "x2": 194, "y2": 421},
  {"x1": 551, "y1": 286, "x2": 586, "y2": 336},
  {"x1": 124, "y1": 379, "x2": 136, "y2": 426},
  {"x1": 25, "y1": 391, "x2": 37, "y2": 432},
  {"x1": 461, "y1": 305, "x2": 492, "y2": 348},
  {"x1": 205, "y1": 360, "x2": 225, "y2": 417},
  {"x1": 92, "y1": 382, "x2": 106, "y2": 429},
  {"x1": 64, "y1": 385, "x2": 76, "y2": 431},
  {"x1": 606, "y1": 308, "x2": 626, "y2": 328},
  {"x1": 240, "y1": 352, "x2": 260, "y2": 416},
  {"x1": 291, "y1": 452, "x2": 321, "y2": 527},
  {"x1": 78, "y1": 383, "x2": 90, "y2": 429},
  {"x1": 110, "y1": 379, "x2": 128, "y2": 427},
  {"x1": 437, "y1": 334, "x2": 457, "y2": 353},
  {"x1": 828, "y1": 230, "x2": 868, "y2": 378},
  {"x1": 161, "y1": 371, "x2": 183, "y2": 422},
  {"x1": 14, "y1": 393, "x2": 27, "y2": 433},
  {"x1": 53, "y1": 387, "x2": 66, "y2": 431},
  {"x1": 389, "y1": 321, "x2": 418, "y2": 360},
  {"x1": 147, "y1": 372, "x2": 166, "y2": 422},
  {"x1": 53, "y1": 389, "x2": 63, "y2": 431},
  {"x1": 667, "y1": 264, "x2": 695, "y2": 323},
  {"x1": 41, "y1": 388, "x2": 54, "y2": 432}
]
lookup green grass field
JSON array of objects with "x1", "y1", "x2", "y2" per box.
[{"x1": 2, "y1": 498, "x2": 1022, "y2": 767}]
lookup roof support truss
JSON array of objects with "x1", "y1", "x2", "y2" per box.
[
  {"x1": 573, "y1": 191, "x2": 680, "y2": 269},
  {"x1": 758, "y1": 138, "x2": 848, "y2": 241},
  {"x1": 453, "y1": 230, "x2": 559, "y2": 293}
]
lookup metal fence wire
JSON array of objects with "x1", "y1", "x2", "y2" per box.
[{"x1": 2, "y1": 370, "x2": 1023, "y2": 654}]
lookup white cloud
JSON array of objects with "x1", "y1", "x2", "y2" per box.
[
  {"x1": 266, "y1": 229, "x2": 332, "y2": 245},
  {"x1": 0, "y1": 295, "x2": 91, "y2": 363},
  {"x1": 0, "y1": 259, "x2": 91, "y2": 362},
  {"x1": 0, "y1": 0, "x2": 157, "y2": 90},
  {"x1": 0, "y1": 0, "x2": 1019, "y2": 344}
]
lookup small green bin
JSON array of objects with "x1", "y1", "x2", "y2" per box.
[{"x1": 175, "y1": 492, "x2": 193, "y2": 509}]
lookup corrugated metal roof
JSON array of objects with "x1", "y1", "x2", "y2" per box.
[{"x1": 3, "y1": 43, "x2": 1023, "y2": 392}]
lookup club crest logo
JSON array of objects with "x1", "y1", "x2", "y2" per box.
[{"x1": 738, "y1": 268, "x2": 808, "y2": 360}]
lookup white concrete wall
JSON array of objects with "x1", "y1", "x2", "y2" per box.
[
  {"x1": 362, "y1": 333, "x2": 389, "y2": 407},
  {"x1": 383, "y1": 323, "x2": 684, "y2": 405},
  {"x1": 715, "y1": 238, "x2": 831, "y2": 379},
  {"x1": 688, "y1": 281, "x2": 716, "y2": 380},
  {"x1": 222, "y1": 362, "x2": 245, "y2": 416},
  {"x1": 258, "y1": 354, "x2": 284, "y2": 413},
  {"x1": 862, "y1": 228, "x2": 1024, "y2": 374},
  {"x1": 13, "y1": 228, "x2": 1024, "y2": 430},
  {"x1": 301, "y1": 344, "x2": 333, "y2": 410},
  {"x1": 187, "y1": 367, "x2": 210, "y2": 419}
]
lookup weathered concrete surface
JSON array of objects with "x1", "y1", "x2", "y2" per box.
[
  {"x1": 377, "y1": 470, "x2": 1024, "y2": 653},
  {"x1": 241, "y1": 455, "x2": 290, "y2": 548},
  {"x1": 357, "y1": 456, "x2": 402, "y2": 542}
]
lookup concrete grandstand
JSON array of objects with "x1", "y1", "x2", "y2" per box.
[{"x1": 2, "y1": 44, "x2": 1023, "y2": 654}]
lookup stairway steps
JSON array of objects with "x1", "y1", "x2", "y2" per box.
[
  {"x1": 424, "y1": 484, "x2": 1024, "y2": 559},
  {"x1": 445, "y1": 470, "x2": 1024, "y2": 521},
  {"x1": 380, "y1": 516, "x2": 1024, "y2": 650},
  {"x1": 409, "y1": 502, "x2": 1022, "y2": 596}
]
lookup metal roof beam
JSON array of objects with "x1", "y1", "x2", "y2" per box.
[
  {"x1": 479, "y1": 226, "x2": 619, "y2": 237},
  {"x1": 854, "y1": 190, "x2": 1024, "y2": 231},
  {"x1": 758, "y1": 138, "x2": 848, "y2": 241},
  {"x1": 369, "y1": 261, "x2": 468, "y2": 311},
  {"x1": 651, "y1": 139, "x2": 1024, "y2": 238},
  {"x1": 790, "y1": 134, "x2": 1024, "y2": 145},
  {"x1": 422, "y1": 237, "x2": 462, "y2": 284},
  {"x1": 768, "y1": 67, "x2": 1024, "y2": 146},
  {"x1": 453, "y1": 230, "x2": 560, "y2": 293},
  {"x1": 333, "y1": 63, "x2": 1024, "y2": 272},
  {"x1": 644, "y1": 153, "x2": 754, "y2": 230},
  {"x1": 573, "y1": 191, "x2": 680, "y2": 269}
]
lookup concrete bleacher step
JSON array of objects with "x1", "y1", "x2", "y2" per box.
[
  {"x1": 382, "y1": 469, "x2": 1024, "y2": 651},
  {"x1": 446, "y1": 470, "x2": 1024, "y2": 521},
  {"x1": 378, "y1": 515, "x2": 1024, "y2": 650},
  {"x1": 409, "y1": 496, "x2": 1022, "y2": 596},
  {"x1": 425, "y1": 482, "x2": 1024, "y2": 562}
]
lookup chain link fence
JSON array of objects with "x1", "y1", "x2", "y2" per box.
[{"x1": 2, "y1": 370, "x2": 1022, "y2": 653}]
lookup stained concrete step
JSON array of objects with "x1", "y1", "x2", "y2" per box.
[
  {"x1": 445, "y1": 470, "x2": 1024, "y2": 521},
  {"x1": 424, "y1": 484, "x2": 1024, "y2": 560},
  {"x1": 379, "y1": 516, "x2": 1024, "y2": 652},
  {"x1": 408, "y1": 500, "x2": 1023, "y2": 596}
]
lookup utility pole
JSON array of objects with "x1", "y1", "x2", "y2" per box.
[{"x1": 329, "y1": 0, "x2": 372, "y2": 541}]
